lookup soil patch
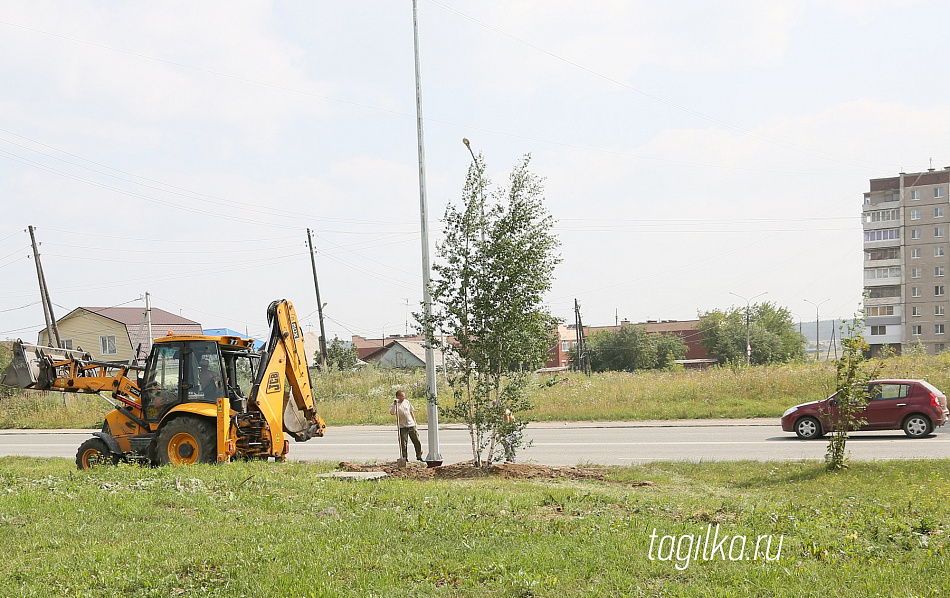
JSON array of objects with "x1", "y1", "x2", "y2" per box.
[{"x1": 339, "y1": 460, "x2": 653, "y2": 485}]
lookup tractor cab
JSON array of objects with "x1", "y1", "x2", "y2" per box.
[{"x1": 140, "y1": 336, "x2": 260, "y2": 423}]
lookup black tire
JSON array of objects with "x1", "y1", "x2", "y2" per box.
[
  {"x1": 76, "y1": 438, "x2": 119, "y2": 470},
  {"x1": 902, "y1": 414, "x2": 933, "y2": 438},
  {"x1": 156, "y1": 416, "x2": 217, "y2": 466},
  {"x1": 794, "y1": 416, "x2": 823, "y2": 439}
]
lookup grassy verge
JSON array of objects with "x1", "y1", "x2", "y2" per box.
[
  {"x1": 4, "y1": 352, "x2": 950, "y2": 428},
  {"x1": 0, "y1": 457, "x2": 948, "y2": 596}
]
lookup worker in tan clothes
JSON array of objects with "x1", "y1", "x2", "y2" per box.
[{"x1": 390, "y1": 390, "x2": 424, "y2": 462}]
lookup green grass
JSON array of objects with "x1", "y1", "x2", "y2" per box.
[
  {"x1": 5, "y1": 353, "x2": 950, "y2": 428},
  {"x1": 0, "y1": 457, "x2": 948, "y2": 596}
]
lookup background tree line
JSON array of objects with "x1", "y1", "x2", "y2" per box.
[
  {"x1": 697, "y1": 302, "x2": 805, "y2": 365},
  {"x1": 570, "y1": 326, "x2": 688, "y2": 372},
  {"x1": 569, "y1": 301, "x2": 805, "y2": 372}
]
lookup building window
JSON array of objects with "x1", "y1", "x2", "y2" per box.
[
  {"x1": 936, "y1": 285, "x2": 945, "y2": 297},
  {"x1": 864, "y1": 208, "x2": 900, "y2": 223},
  {"x1": 912, "y1": 306, "x2": 921, "y2": 317},
  {"x1": 938, "y1": 247, "x2": 946, "y2": 257},
  {"x1": 912, "y1": 268, "x2": 921, "y2": 278},
  {"x1": 865, "y1": 247, "x2": 900, "y2": 261},
  {"x1": 912, "y1": 287, "x2": 922, "y2": 297},
  {"x1": 911, "y1": 248, "x2": 922, "y2": 258},
  {"x1": 561, "y1": 340, "x2": 570, "y2": 352},
  {"x1": 911, "y1": 189, "x2": 921, "y2": 200},
  {"x1": 912, "y1": 325, "x2": 923, "y2": 335},
  {"x1": 61, "y1": 339, "x2": 73, "y2": 350},
  {"x1": 911, "y1": 209, "x2": 921, "y2": 220},
  {"x1": 870, "y1": 326, "x2": 886, "y2": 335},
  {"x1": 938, "y1": 266, "x2": 946, "y2": 277},
  {"x1": 866, "y1": 305, "x2": 895, "y2": 316},
  {"x1": 868, "y1": 285, "x2": 901, "y2": 299},
  {"x1": 937, "y1": 324, "x2": 946, "y2": 335},
  {"x1": 937, "y1": 207, "x2": 946, "y2": 218},
  {"x1": 864, "y1": 228, "x2": 901, "y2": 242},
  {"x1": 937, "y1": 187, "x2": 946, "y2": 198},
  {"x1": 937, "y1": 305, "x2": 945, "y2": 316},
  {"x1": 938, "y1": 344, "x2": 946, "y2": 353},
  {"x1": 99, "y1": 335, "x2": 117, "y2": 355},
  {"x1": 912, "y1": 229, "x2": 921, "y2": 240},
  {"x1": 865, "y1": 267, "x2": 901, "y2": 280},
  {"x1": 936, "y1": 227, "x2": 945, "y2": 238}
]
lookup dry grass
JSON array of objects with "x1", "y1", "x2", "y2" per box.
[{"x1": 5, "y1": 353, "x2": 950, "y2": 428}]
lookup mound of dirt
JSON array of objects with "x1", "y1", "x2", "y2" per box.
[{"x1": 338, "y1": 460, "x2": 633, "y2": 482}]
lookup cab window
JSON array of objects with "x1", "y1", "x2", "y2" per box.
[
  {"x1": 188, "y1": 341, "x2": 224, "y2": 404},
  {"x1": 142, "y1": 343, "x2": 183, "y2": 421}
]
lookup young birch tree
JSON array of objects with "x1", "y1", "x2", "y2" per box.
[
  {"x1": 825, "y1": 315, "x2": 880, "y2": 470},
  {"x1": 422, "y1": 153, "x2": 560, "y2": 466}
]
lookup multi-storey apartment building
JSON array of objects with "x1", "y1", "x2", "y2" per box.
[{"x1": 864, "y1": 168, "x2": 950, "y2": 356}]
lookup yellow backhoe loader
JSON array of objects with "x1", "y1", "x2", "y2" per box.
[{"x1": 1, "y1": 299, "x2": 325, "y2": 469}]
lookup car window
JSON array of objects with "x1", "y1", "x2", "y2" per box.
[{"x1": 869, "y1": 383, "x2": 909, "y2": 401}]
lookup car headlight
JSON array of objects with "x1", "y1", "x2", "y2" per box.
[{"x1": 782, "y1": 406, "x2": 798, "y2": 417}]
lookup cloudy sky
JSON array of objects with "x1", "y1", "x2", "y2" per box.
[{"x1": 1, "y1": 0, "x2": 948, "y2": 345}]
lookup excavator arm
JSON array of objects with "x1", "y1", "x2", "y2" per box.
[{"x1": 248, "y1": 299, "x2": 326, "y2": 443}]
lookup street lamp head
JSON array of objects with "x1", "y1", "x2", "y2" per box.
[{"x1": 462, "y1": 137, "x2": 477, "y2": 162}]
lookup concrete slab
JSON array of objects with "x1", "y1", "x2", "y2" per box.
[{"x1": 316, "y1": 471, "x2": 388, "y2": 480}]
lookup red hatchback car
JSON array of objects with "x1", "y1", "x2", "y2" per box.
[{"x1": 781, "y1": 379, "x2": 949, "y2": 439}]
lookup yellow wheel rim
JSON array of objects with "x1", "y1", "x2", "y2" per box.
[
  {"x1": 167, "y1": 432, "x2": 200, "y2": 465},
  {"x1": 81, "y1": 448, "x2": 106, "y2": 468}
]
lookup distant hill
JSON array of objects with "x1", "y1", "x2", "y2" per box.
[{"x1": 797, "y1": 319, "x2": 856, "y2": 344}]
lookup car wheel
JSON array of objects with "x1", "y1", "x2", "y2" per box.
[
  {"x1": 794, "y1": 416, "x2": 823, "y2": 439},
  {"x1": 902, "y1": 414, "x2": 933, "y2": 438}
]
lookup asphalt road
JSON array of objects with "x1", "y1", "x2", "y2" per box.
[{"x1": 1, "y1": 419, "x2": 948, "y2": 465}]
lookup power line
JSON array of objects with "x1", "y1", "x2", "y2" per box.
[
  {"x1": 0, "y1": 301, "x2": 41, "y2": 313},
  {"x1": 311, "y1": 232, "x2": 420, "y2": 278},
  {"x1": 0, "y1": 129, "x2": 421, "y2": 227},
  {"x1": 44, "y1": 241, "x2": 302, "y2": 256}
]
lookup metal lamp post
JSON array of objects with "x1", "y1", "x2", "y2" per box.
[
  {"x1": 729, "y1": 291, "x2": 768, "y2": 366},
  {"x1": 411, "y1": 0, "x2": 441, "y2": 464},
  {"x1": 804, "y1": 299, "x2": 829, "y2": 362}
]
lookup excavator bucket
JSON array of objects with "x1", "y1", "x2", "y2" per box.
[
  {"x1": 0, "y1": 340, "x2": 91, "y2": 390},
  {"x1": 283, "y1": 392, "x2": 326, "y2": 442}
]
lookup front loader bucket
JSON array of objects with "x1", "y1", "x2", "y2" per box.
[
  {"x1": 1, "y1": 340, "x2": 40, "y2": 388},
  {"x1": 0, "y1": 340, "x2": 91, "y2": 390}
]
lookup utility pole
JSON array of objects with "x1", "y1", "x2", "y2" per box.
[
  {"x1": 412, "y1": 0, "x2": 441, "y2": 464},
  {"x1": 28, "y1": 225, "x2": 61, "y2": 348},
  {"x1": 306, "y1": 229, "x2": 329, "y2": 370},
  {"x1": 574, "y1": 299, "x2": 591, "y2": 376},
  {"x1": 804, "y1": 299, "x2": 829, "y2": 362},
  {"x1": 730, "y1": 291, "x2": 767, "y2": 366},
  {"x1": 145, "y1": 291, "x2": 153, "y2": 357},
  {"x1": 828, "y1": 319, "x2": 838, "y2": 360}
]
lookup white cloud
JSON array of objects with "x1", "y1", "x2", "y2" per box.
[
  {"x1": 0, "y1": 1, "x2": 335, "y2": 140},
  {"x1": 425, "y1": 1, "x2": 802, "y2": 98}
]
